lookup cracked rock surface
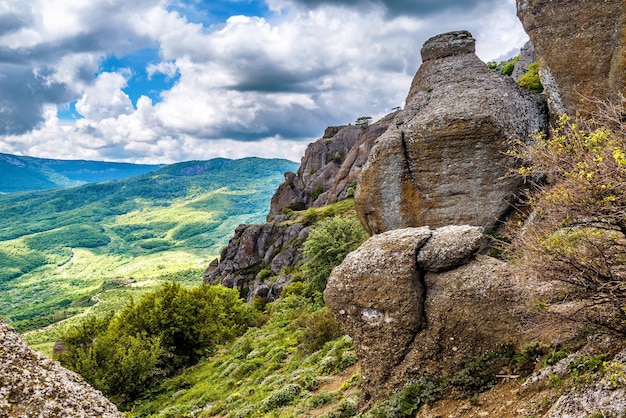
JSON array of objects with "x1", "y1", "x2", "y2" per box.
[
  {"x1": 325, "y1": 226, "x2": 523, "y2": 408},
  {"x1": 355, "y1": 30, "x2": 548, "y2": 234}
]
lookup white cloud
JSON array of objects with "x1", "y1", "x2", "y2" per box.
[
  {"x1": 0, "y1": 0, "x2": 528, "y2": 163},
  {"x1": 75, "y1": 72, "x2": 135, "y2": 121}
]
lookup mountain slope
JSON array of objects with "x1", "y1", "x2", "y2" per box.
[
  {"x1": 0, "y1": 157, "x2": 298, "y2": 332},
  {"x1": 0, "y1": 152, "x2": 163, "y2": 193}
]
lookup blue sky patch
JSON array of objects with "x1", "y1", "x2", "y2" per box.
[
  {"x1": 57, "y1": 101, "x2": 82, "y2": 121},
  {"x1": 168, "y1": 0, "x2": 270, "y2": 26},
  {"x1": 97, "y1": 48, "x2": 180, "y2": 106}
]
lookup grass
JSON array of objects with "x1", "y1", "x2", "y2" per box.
[{"x1": 126, "y1": 296, "x2": 361, "y2": 417}]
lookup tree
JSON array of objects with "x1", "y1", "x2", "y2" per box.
[
  {"x1": 355, "y1": 116, "x2": 372, "y2": 128},
  {"x1": 511, "y1": 97, "x2": 626, "y2": 334},
  {"x1": 56, "y1": 282, "x2": 257, "y2": 402}
]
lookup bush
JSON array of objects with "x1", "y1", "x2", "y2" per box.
[
  {"x1": 311, "y1": 183, "x2": 324, "y2": 201},
  {"x1": 56, "y1": 283, "x2": 257, "y2": 403},
  {"x1": 290, "y1": 307, "x2": 344, "y2": 354},
  {"x1": 302, "y1": 215, "x2": 368, "y2": 295},
  {"x1": 517, "y1": 62, "x2": 543, "y2": 93},
  {"x1": 511, "y1": 99, "x2": 626, "y2": 335}
]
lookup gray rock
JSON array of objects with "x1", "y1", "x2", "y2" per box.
[
  {"x1": 0, "y1": 319, "x2": 124, "y2": 418},
  {"x1": 512, "y1": 40, "x2": 536, "y2": 81},
  {"x1": 355, "y1": 30, "x2": 548, "y2": 234},
  {"x1": 324, "y1": 227, "x2": 432, "y2": 405},
  {"x1": 325, "y1": 226, "x2": 523, "y2": 408},
  {"x1": 417, "y1": 225, "x2": 483, "y2": 272},
  {"x1": 516, "y1": 0, "x2": 625, "y2": 116}
]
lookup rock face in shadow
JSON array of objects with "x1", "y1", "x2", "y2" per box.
[
  {"x1": 0, "y1": 319, "x2": 124, "y2": 418},
  {"x1": 516, "y1": 0, "x2": 625, "y2": 116},
  {"x1": 324, "y1": 225, "x2": 522, "y2": 407},
  {"x1": 203, "y1": 219, "x2": 310, "y2": 303},
  {"x1": 355, "y1": 31, "x2": 548, "y2": 235}
]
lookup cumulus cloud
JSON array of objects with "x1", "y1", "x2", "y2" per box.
[{"x1": 0, "y1": 0, "x2": 528, "y2": 163}]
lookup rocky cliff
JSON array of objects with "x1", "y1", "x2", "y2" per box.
[
  {"x1": 205, "y1": 116, "x2": 393, "y2": 300},
  {"x1": 355, "y1": 31, "x2": 548, "y2": 235},
  {"x1": 517, "y1": 0, "x2": 626, "y2": 116},
  {"x1": 268, "y1": 113, "x2": 396, "y2": 219},
  {"x1": 0, "y1": 320, "x2": 124, "y2": 418}
]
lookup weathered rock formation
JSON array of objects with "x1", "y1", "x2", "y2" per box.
[
  {"x1": 355, "y1": 31, "x2": 548, "y2": 235},
  {"x1": 516, "y1": 0, "x2": 626, "y2": 115},
  {"x1": 0, "y1": 319, "x2": 124, "y2": 418},
  {"x1": 268, "y1": 112, "x2": 396, "y2": 219},
  {"x1": 512, "y1": 40, "x2": 537, "y2": 81},
  {"x1": 324, "y1": 226, "x2": 523, "y2": 407},
  {"x1": 204, "y1": 218, "x2": 310, "y2": 303},
  {"x1": 209, "y1": 113, "x2": 398, "y2": 300}
]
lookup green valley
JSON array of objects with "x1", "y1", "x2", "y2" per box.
[{"x1": 0, "y1": 157, "x2": 298, "y2": 340}]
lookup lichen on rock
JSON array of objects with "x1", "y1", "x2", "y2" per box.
[{"x1": 0, "y1": 319, "x2": 124, "y2": 418}]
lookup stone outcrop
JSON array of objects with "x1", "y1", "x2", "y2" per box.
[
  {"x1": 204, "y1": 218, "x2": 310, "y2": 303},
  {"x1": 355, "y1": 31, "x2": 548, "y2": 235},
  {"x1": 0, "y1": 319, "x2": 124, "y2": 418},
  {"x1": 324, "y1": 226, "x2": 524, "y2": 407},
  {"x1": 211, "y1": 113, "x2": 398, "y2": 301},
  {"x1": 516, "y1": 0, "x2": 626, "y2": 116},
  {"x1": 512, "y1": 40, "x2": 536, "y2": 81},
  {"x1": 268, "y1": 112, "x2": 396, "y2": 219}
]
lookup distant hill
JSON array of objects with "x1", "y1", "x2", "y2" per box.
[
  {"x1": 0, "y1": 153, "x2": 164, "y2": 193},
  {"x1": 0, "y1": 157, "x2": 298, "y2": 332}
]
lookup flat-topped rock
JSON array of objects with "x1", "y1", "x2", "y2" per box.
[{"x1": 420, "y1": 30, "x2": 476, "y2": 62}]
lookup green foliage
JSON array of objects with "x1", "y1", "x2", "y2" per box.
[
  {"x1": 501, "y1": 56, "x2": 519, "y2": 76},
  {"x1": 511, "y1": 102, "x2": 626, "y2": 335},
  {"x1": 445, "y1": 345, "x2": 515, "y2": 398},
  {"x1": 290, "y1": 308, "x2": 344, "y2": 354},
  {"x1": 364, "y1": 378, "x2": 440, "y2": 418},
  {"x1": 517, "y1": 61, "x2": 543, "y2": 93},
  {"x1": 311, "y1": 183, "x2": 324, "y2": 201},
  {"x1": 345, "y1": 181, "x2": 358, "y2": 198},
  {"x1": 487, "y1": 55, "x2": 519, "y2": 76},
  {"x1": 55, "y1": 282, "x2": 256, "y2": 404},
  {"x1": 128, "y1": 295, "x2": 360, "y2": 417},
  {"x1": 302, "y1": 215, "x2": 368, "y2": 295}
]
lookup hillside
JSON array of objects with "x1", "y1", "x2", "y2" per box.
[
  {"x1": 0, "y1": 152, "x2": 163, "y2": 194},
  {"x1": 0, "y1": 157, "x2": 297, "y2": 334}
]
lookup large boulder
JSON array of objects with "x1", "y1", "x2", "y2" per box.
[
  {"x1": 324, "y1": 226, "x2": 523, "y2": 407},
  {"x1": 355, "y1": 30, "x2": 548, "y2": 235},
  {"x1": 0, "y1": 320, "x2": 124, "y2": 417},
  {"x1": 517, "y1": 0, "x2": 626, "y2": 116}
]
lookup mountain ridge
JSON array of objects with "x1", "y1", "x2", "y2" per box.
[{"x1": 0, "y1": 152, "x2": 164, "y2": 194}]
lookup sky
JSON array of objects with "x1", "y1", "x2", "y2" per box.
[{"x1": 0, "y1": 0, "x2": 528, "y2": 164}]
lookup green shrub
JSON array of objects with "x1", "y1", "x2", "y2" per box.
[
  {"x1": 511, "y1": 104, "x2": 626, "y2": 335},
  {"x1": 55, "y1": 283, "x2": 257, "y2": 403},
  {"x1": 302, "y1": 215, "x2": 368, "y2": 295},
  {"x1": 291, "y1": 308, "x2": 344, "y2": 354},
  {"x1": 517, "y1": 62, "x2": 543, "y2": 93},
  {"x1": 261, "y1": 383, "x2": 302, "y2": 411},
  {"x1": 311, "y1": 183, "x2": 324, "y2": 201},
  {"x1": 304, "y1": 391, "x2": 337, "y2": 409}
]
